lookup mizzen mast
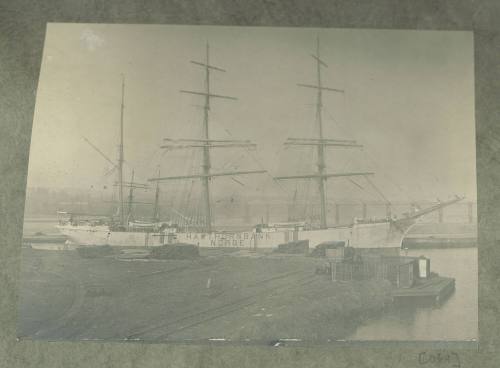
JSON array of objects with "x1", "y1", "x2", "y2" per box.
[
  {"x1": 118, "y1": 170, "x2": 148, "y2": 223},
  {"x1": 276, "y1": 38, "x2": 373, "y2": 229},
  {"x1": 152, "y1": 168, "x2": 161, "y2": 222},
  {"x1": 82, "y1": 76, "x2": 150, "y2": 227},
  {"x1": 116, "y1": 76, "x2": 150, "y2": 227},
  {"x1": 118, "y1": 75, "x2": 126, "y2": 227},
  {"x1": 150, "y1": 43, "x2": 265, "y2": 232}
]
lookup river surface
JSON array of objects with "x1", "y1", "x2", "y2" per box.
[{"x1": 349, "y1": 247, "x2": 478, "y2": 341}]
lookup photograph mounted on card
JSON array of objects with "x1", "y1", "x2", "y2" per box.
[{"x1": 18, "y1": 23, "x2": 477, "y2": 344}]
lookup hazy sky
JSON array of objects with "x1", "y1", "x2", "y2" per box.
[{"x1": 27, "y1": 23, "x2": 475, "y2": 203}]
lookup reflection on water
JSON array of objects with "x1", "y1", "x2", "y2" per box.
[{"x1": 349, "y1": 247, "x2": 478, "y2": 341}]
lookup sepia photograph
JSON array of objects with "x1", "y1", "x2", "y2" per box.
[{"x1": 18, "y1": 23, "x2": 477, "y2": 344}]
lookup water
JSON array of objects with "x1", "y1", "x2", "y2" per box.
[
  {"x1": 23, "y1": 217, "x2": 60, "y2": 236},
  {"x1": 349, "y1": 247, "x2": 478, "y2": 341}
]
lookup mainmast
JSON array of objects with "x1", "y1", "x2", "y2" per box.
[
  {"x1": 275, "y1": 38, "x2": 373, "y2": 229},
  {"x1": 315, "y1": 38, "x2": 328, "y2": 229},
  {"x1": 149, "y1": 43, "x2": 265, "y2": 232},
  {"x1": 201, "y1": 43, "x2": 213, "y2": 232}
]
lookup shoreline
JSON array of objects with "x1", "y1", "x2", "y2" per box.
[{"x1": 402, "y1": 237, "x2": 477, "y2": 249}]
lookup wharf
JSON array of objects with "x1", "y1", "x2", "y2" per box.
[
  {"x1": 18, "y1": 248, "x2": 391, "y2": 342},
  {"x1": 402, "y1": 236, "x2": 476, "y2": 249},
  {"x1": 392, "y1": 276, "x2": 455, "y2": 305}
]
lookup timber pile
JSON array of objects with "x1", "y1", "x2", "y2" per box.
[
  {"x1": 274, "y1": 240, "x2": 309, "y2": 254},
  {"x1": 77, "y1": 245, "x2": 115, "y2": 258},
  {"x1": 149, "y1": 243, "x2": 200, "y2": 260}
]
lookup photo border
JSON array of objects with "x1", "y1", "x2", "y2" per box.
[{"x1": 1, "y1": 0, "x2": 498, "y2": 366}]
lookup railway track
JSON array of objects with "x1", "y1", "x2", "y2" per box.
[
  {"x1": 21, "y1": 251, "x2": 322, "y2": 341},
  {"x1": 126, "y1": 270, "x2": 317, "y2": 340},
  {"x1": 29, "y1": 271, "x2": 86, "y2": 339}
]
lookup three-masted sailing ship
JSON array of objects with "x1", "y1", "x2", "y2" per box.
[{"x1": 57, "y1": 40, "x2": 462, "y2": 251}]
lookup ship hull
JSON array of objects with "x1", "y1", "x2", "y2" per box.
[
  {"x1": 57, "y1": 219, "x2": 415, "y2": 250},
  {"x1": 56, "y1": 225, "x2": 164, "y2": 247}
]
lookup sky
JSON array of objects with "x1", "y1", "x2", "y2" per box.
[{"x1": 27, "y1": 23, "x2": 476, "y2": 203}]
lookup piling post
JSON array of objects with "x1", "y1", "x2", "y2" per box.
[
  {"x1": 330, "y1": 261, "x2": 337, "y2": 282},
  {"x1": 409, "y1": 263, "x2": 413, "y2": 287}
]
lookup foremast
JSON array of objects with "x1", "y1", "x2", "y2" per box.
[
  {"x1": 276, "y1": 38, "x2": 373, "y2": 229},
  {"x1": 149, "y1": 43, "x2": 266, "y2": 233}
]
